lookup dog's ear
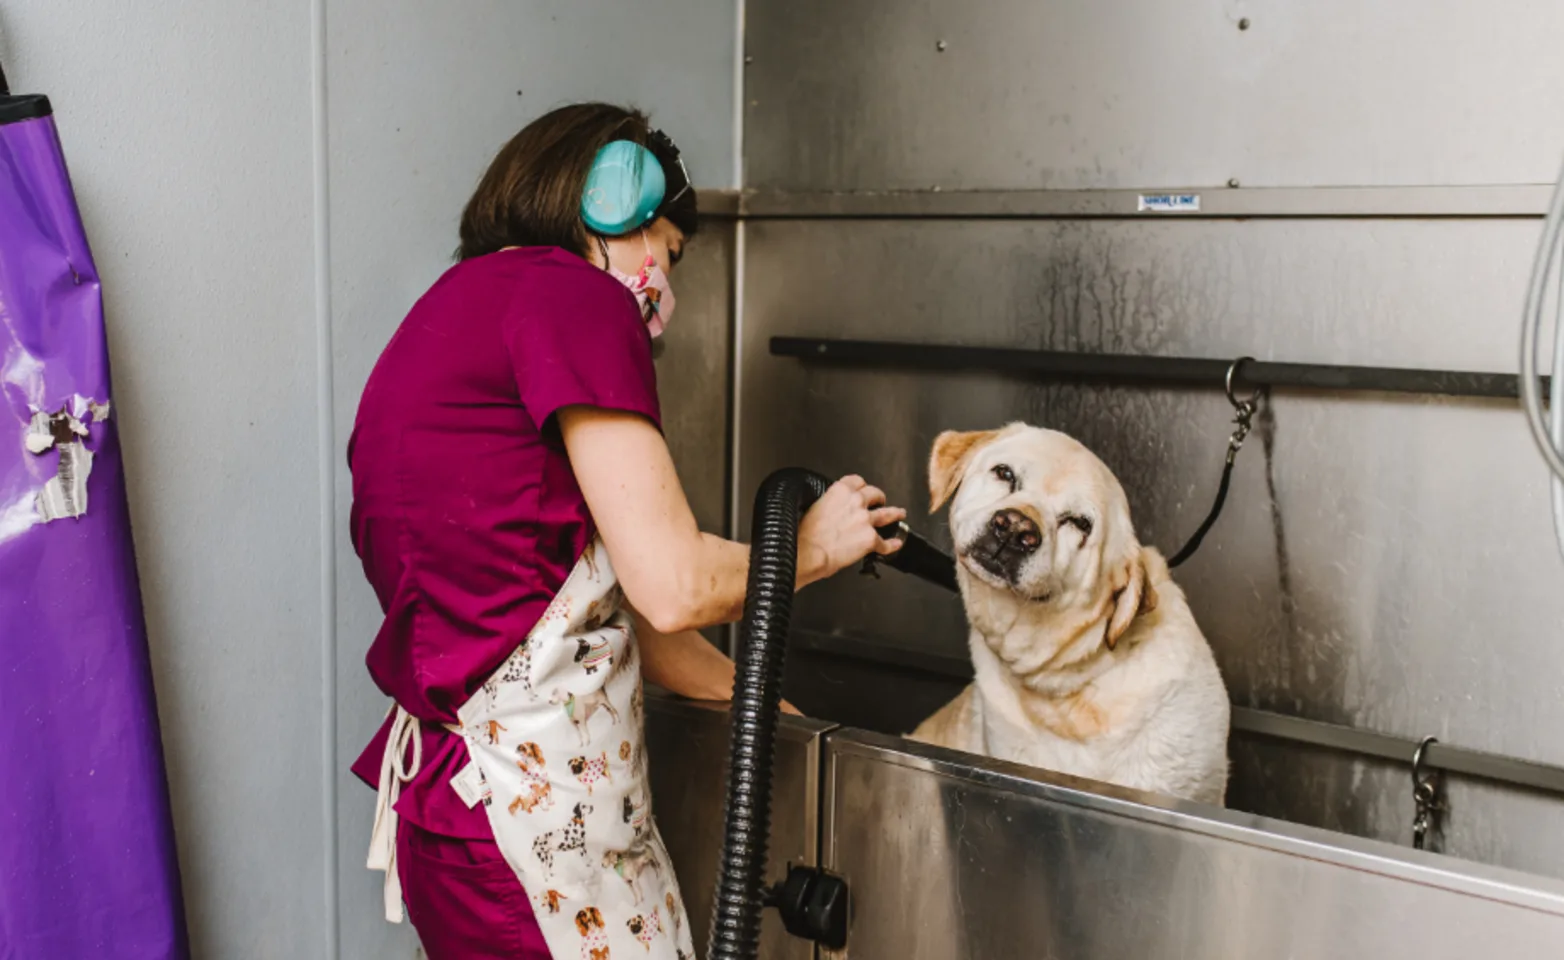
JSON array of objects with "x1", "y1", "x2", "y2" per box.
[
  {"x1": 575, "y1": 909, "x2": 592, "y2": 935},
  {"x1": 1105, "y1": 551, "x2": 1159, "y2": 650},
  {"x1": 929, "y1": 429, "x2": 1003, "y2": 513}
]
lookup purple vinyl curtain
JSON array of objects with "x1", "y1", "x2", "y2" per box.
[{"x1": 0, "y1": 68, "x2": 189, "y2": 959}]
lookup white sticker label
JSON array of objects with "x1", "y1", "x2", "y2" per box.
[
  {"x1": 450, "y1": 761, "x2": 485, "y2": 809},
  {"x1": 1137, "y1": 193, "x2": 1201, "y2": 213}
]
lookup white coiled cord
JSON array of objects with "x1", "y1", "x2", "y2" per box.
[{"x1": 1518, "y1": 153, "x2": 1564, "y2": 559}]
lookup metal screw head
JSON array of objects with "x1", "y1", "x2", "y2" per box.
[
  {"x1": 936, "y1": 39, "x2": 948, "y2": 51},
  {"x1": 1238, "y1": 17, "x2": 1251, "y2": 30},
  {"x1": 744, "y1": 55, "x2": 754, "y2": 64},
  {"x1": 1227, "y1": 177, "x2": 1241, "y2": 189}
]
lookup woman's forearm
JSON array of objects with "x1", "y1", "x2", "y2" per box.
[
  {"x1": 633, "y1": 609, "x2": 735, "y2": 701},
  {"x1": 561, "y1": 406, "x2": 905, "y2": 636},
  {"x1": 632, "y1": 609, "x2": 801, "y2": 715}
]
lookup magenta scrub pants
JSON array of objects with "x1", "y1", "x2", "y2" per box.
[{"x1": 397, "y1": 820, "x2": 551, "y2": 959}]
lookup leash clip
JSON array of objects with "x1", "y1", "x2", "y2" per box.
[
  {"x1": 1411, "y1": 735, "x2": 1444, "y2": 851},
  {"x1": 1224, "y1": 357, "x2": 1261, "y2": 463}
]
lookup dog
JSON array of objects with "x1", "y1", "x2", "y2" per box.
[
  {"x1": 604, "y1": 841, "x2": 662, "y2": 904},
  {"x1": 569, "y1": 752, "x2": 614, "y2": 795},
  {"x1": 575, "y1": 635, "x2": 615, "y2": 674},
  {"x1": 575, "y1": 906, "x2": 609, "y2": 960},
  {"x1": 622, "y1": 788, "x2": 650, "y2": 835},
  {"x1": 535, "y1": 888, "x2": 568, "y2": 915},
  {"x1": 508, "y1": 742, "x2": 554, "y2": 815},
  {"x1": 508, "y1": 778, "x2": 553, "y2": 816},
  {"x1": 484, "y1": 640, "x2": 536, "y2": 697},
  {"x1": 910, "y1": 424, "x2": 1230, "y2": 805},
  {"x1": 534, "y1": 802, "x2": 593, "y2": 880},
  {"x1": 626, "y1": 907, "x2": 662, "y2": 950},
  {"x1": 552, "y1": 688, "x2": 621, "y2": 746}
]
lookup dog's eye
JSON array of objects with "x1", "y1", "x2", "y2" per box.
[
  {"x1": 1059, "y1": 514, "x2": 1093, "y2": 538},
  {"x1": 991, "y1": 463, "x2": 1019, "y2": 492}
]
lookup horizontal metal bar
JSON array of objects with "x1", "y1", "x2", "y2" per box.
[
  {"x1": 1231, "y1": 708, "x2": 1564, "y2": 798},
  {"x1": 772, "y1": 337, "x2": 1549, "y2": 401},
  {"x1": 695, "y1": 188, "x2": 740, "y2": 218},
  {"x1": 704, "y1": 185, "x2": 1554, "y2": 220},
  {"x1": 791, "y1": 630, "x2": 1564, "y2": 799}
]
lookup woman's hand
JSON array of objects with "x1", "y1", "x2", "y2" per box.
[{"x1": 796, "y1": 475, "x2": 907, "y2": 588}]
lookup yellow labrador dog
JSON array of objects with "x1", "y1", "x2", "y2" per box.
[{"x1": 911, "y1": 424, "x2": 1230, "y2": 805}]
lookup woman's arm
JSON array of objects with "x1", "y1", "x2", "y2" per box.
[
  {"x1": 631, "y1": 608, "x2": 800, "y2": 715},
  {"x1": 560, "y1": 406, "x2": 904, "y2": 634}
]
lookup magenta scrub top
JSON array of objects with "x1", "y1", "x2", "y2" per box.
[{"x1": 347, "y1": 246, "x2": 660, "y2": 839}]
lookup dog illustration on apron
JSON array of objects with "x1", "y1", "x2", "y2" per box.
[{"x1": 369, "y1": 538, "x2": 697, "y2": 960}]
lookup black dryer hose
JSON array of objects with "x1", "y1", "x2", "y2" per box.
[{"x1": 707, "y1": 468, "x2": 957, "y2": 960}]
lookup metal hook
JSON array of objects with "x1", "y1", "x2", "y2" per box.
[
  {"x1": 1411, "y1": 735, "x2": 1441, "y2": 850},
  {"x1": 1225, "y1": 356, "x2": 1262, "y2": 412},
  {"x1": 1412, "y1": 735, "x2": 1438, "y2": 788}
]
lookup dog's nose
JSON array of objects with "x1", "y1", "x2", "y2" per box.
[{"x1": 989, "y1": 509, "x2": 1042, "y2": 554}]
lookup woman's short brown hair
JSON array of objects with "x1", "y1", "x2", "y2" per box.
[{"x1": 457, "y1": 102, "x2": 698, "y2": 262}]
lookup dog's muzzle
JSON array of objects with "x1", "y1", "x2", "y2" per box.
[{"x1": 967, "y1": 508, "x2": 1042, "y2": 583}]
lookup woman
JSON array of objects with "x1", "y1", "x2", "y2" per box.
[{"x1": 348, "y1": 102, "x2": 905, "y2": 960}]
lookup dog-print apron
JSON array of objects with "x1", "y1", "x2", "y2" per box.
[{"x1": 368, "y1": 538, "x2": 696, "y2": 960}]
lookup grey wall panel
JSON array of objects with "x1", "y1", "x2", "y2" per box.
[
  {"x1": 822, "y1": 733, "x2": 1564, "y2": 960},
  {"x1": 3, "y1": 4, "x2": 328, "y2": 957},
  {"x1": 744, "y1": 0, "x2": 1564, "y2": 191},
  {"x1": 737, "y1": 218, "x2": 1564, "y2": 875}
]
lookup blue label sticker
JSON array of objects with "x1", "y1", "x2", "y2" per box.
[{"x1": 1138, "y1": 193, "x2": 1201, "y2": 212}]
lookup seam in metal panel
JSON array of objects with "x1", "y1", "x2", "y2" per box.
[
  {"x1": 310, "y1": 0, "x2": 339, "y2": 955},
  {"x1": 724, "y1": 0, "x2": 746, "y2": 658},
  {"x1": 725, "y1": 184, "x2": 1555, "y2": 220},
  {"x1": 726, "y1": 219, "x2": 746, "y2": 663}
]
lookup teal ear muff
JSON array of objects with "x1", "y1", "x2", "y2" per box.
[{"x1": 581, "y1": 140, "x2": 667, "y2": 237}]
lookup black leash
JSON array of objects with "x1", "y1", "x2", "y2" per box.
[{"x1": 1167, "y1": 358, "x2": 1262, "y2": 568}]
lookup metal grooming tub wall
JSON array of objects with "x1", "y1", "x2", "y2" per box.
[
  {"x1": 645, "y1": 696, "x2": 833, "y2": 960},
  {"x1": 722, "y1": 0, "x2": 1564, "y2": 886},
  {"x1": 822, "y1": 732, "x2": 1564, "y2": 959},
  {"x1": 648, "y1": 696, "x2": 1564, "y2": 957}
]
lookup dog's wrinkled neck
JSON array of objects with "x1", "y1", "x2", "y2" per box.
[{"x1": 960, "y1": 570, "x2": 1119, "y2": 698}]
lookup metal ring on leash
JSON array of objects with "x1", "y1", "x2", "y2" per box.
[
  {"x1": 1412, "y1": 735, "x2": 1439, "y2": 795},
  {"x1": 1411, "y1": 735, "x2": 1441, "y2": 849},
  {"x1": 1225, "y1": 356, "x2": 1262, "y2": 411}
]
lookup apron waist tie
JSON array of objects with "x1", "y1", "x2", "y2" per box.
[{"x1": 367, "y1": 704, "x2": 423, "y2": 923}]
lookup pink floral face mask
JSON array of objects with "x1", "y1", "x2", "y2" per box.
[{"x1": 604, "y1": 231, "x2": 676, "y2": 338}]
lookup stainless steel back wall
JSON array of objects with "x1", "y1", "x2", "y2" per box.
[
  {"x1": 743, "y1": 0, "x2": 1564, "y2": 191},
  {"x1": 735, "y1": 0, "x2": 1564, "y2": 882},
  {"x1": 735, "y1": 216, "x2": 1564, "y2": 875},
  {"x1": 658, "y1": 218, "x2": 735, "y2": 539}
]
